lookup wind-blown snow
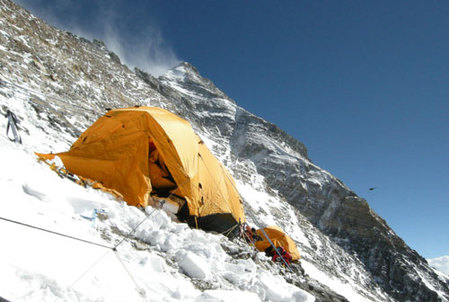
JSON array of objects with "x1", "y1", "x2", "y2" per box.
[{"x1": 428, "y1": 256, "x2": 449, "y2": 276}]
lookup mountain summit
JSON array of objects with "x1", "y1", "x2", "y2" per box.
[{"x1": 1, "y1": 0, "x2": 448, "y2": 301}]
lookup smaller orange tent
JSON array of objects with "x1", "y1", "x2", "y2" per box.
[{"x1": 255, "y1": 226, "x2": 300, "y2": 261}]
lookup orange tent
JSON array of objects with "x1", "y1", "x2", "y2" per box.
[
  {"x1": 255, "y1": 226, "x2": 300, "y2": 261},
  {"x1": 37, "y1": 106, "x2": 245, "y2": 234}
]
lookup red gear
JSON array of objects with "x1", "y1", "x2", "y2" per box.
[{"x1": 272, "y1": 247, "x2": 292, "y2": 265}]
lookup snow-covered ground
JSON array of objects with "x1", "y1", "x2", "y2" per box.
[{"x1": 0, "y1": 132, "x2": 319, "y2": 302}]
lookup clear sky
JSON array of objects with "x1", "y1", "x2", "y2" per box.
[{"x1": 15, "y1": 0, "x2": 448, "y2": 259}]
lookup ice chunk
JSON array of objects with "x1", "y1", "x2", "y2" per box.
[{"x1": 178, "y1": 251, "x2": 211, "y2": 280}]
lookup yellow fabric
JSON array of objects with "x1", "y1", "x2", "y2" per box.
[
  {"x1": 197, "y1": 142, "x2": 244, "y2": 222},
  {"x1": 37, "y1": 106, "x2": 246, "y2": 224},
  {"x1": 254, "y1": 226, "x2": 301, "y2": 261}
]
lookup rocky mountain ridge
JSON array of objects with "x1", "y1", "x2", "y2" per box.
[{"x1": 1, "y1": 1, "x2": 448, "y2": 301}]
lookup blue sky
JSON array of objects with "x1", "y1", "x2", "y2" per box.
[{"x1": 16, "y1": 0, "x2": 448, "y2": 259}]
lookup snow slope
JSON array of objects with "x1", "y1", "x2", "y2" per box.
[{"x1": 0, "y1": 131, "x2": 313, "y2": 302}]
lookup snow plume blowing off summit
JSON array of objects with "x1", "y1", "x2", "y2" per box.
[
  {"x1": 101, "y1": 23, "x2": 180, "y2": 77},
  {"x1": 14, "y1": 0, "x2": 180, "y2": 77}
]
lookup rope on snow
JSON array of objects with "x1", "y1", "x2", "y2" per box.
[{"x1": 0, "y1": 207, "x2": 158, "y2": 299}]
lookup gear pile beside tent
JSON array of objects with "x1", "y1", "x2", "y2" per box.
[{"x1": 37, "y1": 106, "x2": 300, "y2": 262}]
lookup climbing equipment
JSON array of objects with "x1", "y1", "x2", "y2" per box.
[{"x1": 6, "y1": 109, "x2": 22, "y2": 144}]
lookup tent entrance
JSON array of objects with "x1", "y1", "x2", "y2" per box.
[
  {"x1": 177, "y1": 203, "x2": 240, "y2": 237},
  {"x1": 147, "y1": 138, "x2": 178, "y2": 196}
]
